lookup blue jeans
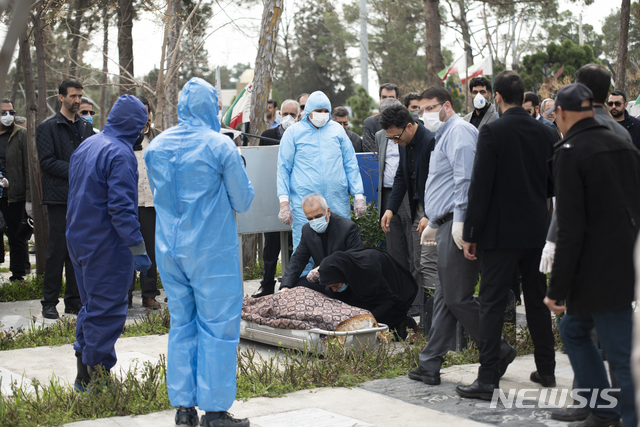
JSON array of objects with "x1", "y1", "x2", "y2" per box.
[{"x1": 560, "y1": 305, "x2": 637, "y2": 427}]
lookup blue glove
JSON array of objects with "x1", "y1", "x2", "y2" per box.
[{"x1": 133, "y1": 254, "x2": 152, "y2": 275}]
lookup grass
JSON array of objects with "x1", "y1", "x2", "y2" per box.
[{"x1": 242, "y1": 260, "x2": 282, "y2": 282}]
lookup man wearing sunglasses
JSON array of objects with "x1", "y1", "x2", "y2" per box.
[
  {"x1": 609, "y1": 90, "x2": 640, "y2": 150},
  {"x1": 79, "y1": 99, "x2": 99, "y2": 134},
  {"x1": 0, "y1": 98, "x2": 31, "y2": 282}
]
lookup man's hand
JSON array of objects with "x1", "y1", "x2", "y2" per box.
[
  {"x1": 0, "y1": 177, "x2": 9, "y2": 188},
  {"x1": 381, "y1": 210, "x2": 393, "y2": 233},
  {"x1": 543, "y1": 296, "x2": 566, "y2": 315},
  {"x1": 451, "y1": 221, "x2": 464, "y2": 250},
  {"x1": 278, "y1": 202, "x2": 293, "y2": 225},
  {"x1": 420, "y1": 226, "x2": 437, "y2": 246},
  {"x1": 417, "y1": 217, "x2": 429, "y2": 235},
  {"x1": 463, "y1": 242, "x2": 477, "y2": 261},
  {"x1": 539, "y1": 241, "x2": 556, "y2": 274},
  {"x1": 25, "y1": 202, "x2": 33, "y2": 218},
  {"x1": 307, "y1": 267, "x2": 320, "y2": 282},
  {"x1": 354, "y1": 197, "x2": 367, "y2": 216}
]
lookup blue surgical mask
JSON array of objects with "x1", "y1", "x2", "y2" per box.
[
  {"x1": 309, "y1": 215, "x2": 328, "y2": 233},
  {"x1": 337, "y1": 283, "x2": 348, "y2": 293},
  {"x1": 82, "y1": 115, "x2": 93, "y2": 125}
]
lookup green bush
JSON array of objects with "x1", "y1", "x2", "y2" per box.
[{"x1": 351, "y1": 201, "x2": 386, "y2": 250}]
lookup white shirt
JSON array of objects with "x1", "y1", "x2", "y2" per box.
[
  {"x1": 383, "y1": 139, "x2": 400, "y2": 188},
  {"x1": 135, "y1": 134, "x2": 154, "y2": 207}
]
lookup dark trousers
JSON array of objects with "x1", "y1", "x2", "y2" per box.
[
  {"x1": 41, "y1": 204, "x2": 80, "y2": 308},
  {"x1": 561, "y1": 306, "x2": 636, "y2": 426},
  {"x1": 0, "y1": 198, "x2": 28, "y2": 278},
  {"x1": 478, "y1": 248, "x2": 555, "y2": 385},
  {"x1": 129, "y1": 207, "x2": 159, "y2": 300},
  {"x1": 261, "y1": 232, "x2": 292, "y2": 289}
]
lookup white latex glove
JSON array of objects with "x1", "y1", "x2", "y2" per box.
[
  {"x1": 25, "y1": 202, "x2": 32, "y2": 217},
  {"x1": 307, "y1": 267, "x2": 320, "y2": 282},
  {"x1": 354, "y1": 197, "x2": 367, "y2": 216},
  {"x1": 0, "y1": 177, "x2": 8, "y2": 188},
  {"x1": 421, "y1": 225, "x2": 437, "y2": 246},
  {"x1": 451, "y1": 221, "x2": 464, "y2": 250},
  {"x1": 539, "y1": 240, "x2": 556, "y2": 274},
  {"x1": 278, "y1": 203, "x2": 293, "y2": 225}
]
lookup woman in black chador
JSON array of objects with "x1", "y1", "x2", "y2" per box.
[{"x1": 319, "y1": 248, "x2": 418, "y2": 339}]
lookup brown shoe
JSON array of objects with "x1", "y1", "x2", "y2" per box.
[{"x1": 142, "y1": 297, "x2": 161, "y2": 310}]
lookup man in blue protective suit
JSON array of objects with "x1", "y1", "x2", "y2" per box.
[
  {"x1": 277, "y1": 90, "x2": 366, "y2": 280},
  {"x1": 145, "y1": 77, "x2": 254, "y2": 427},
  {"x1": 67, "y1": 95, "x2": 152, "y2": 390}
]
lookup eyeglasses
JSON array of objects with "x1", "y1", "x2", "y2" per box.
[
  {"x1": 80, "y1": 110, "x2": 95, "y2": 116},
  {"x1": 282, "y1": 112, "x2": 297, "y2": 117},
  {"x1": 1, "y1": 110, "x2": 16, "y2": 116},
  {"x1": 607, "y1": 101, "x2": 623, "y2": 107},
  {"x1": 336, "y1": 120, "x2": 349, "y2": 127},
  {"x1": 421, "y1": 102, "x2": 444, "y2": 113},
  {"x1": 386, "y1": 124, "x2": 408, "y2": 140}
]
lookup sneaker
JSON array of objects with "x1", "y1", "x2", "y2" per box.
[
  {"x1": 200, "y1": 412, "x2": 249, "y2": 427},
  {"x1": 408, "y1": 366, "x2": 441, "y2": 385},
  {"x1": 143, "y1": 297, "x2": 161, "y2": 309},
  {"x1": 175, "y1": 406, "x2": 199, "y2": 426},
  {"x1": 42, "y1": 305, "x2": 59, "y2": 319},
  {"x1": 568, "y1": 412, "x2": 621, "y2": 426}
]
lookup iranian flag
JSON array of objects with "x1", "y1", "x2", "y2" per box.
[
  {"x1": 438, "y1": 54, "x2": 467, "y2": 82},
  {"x1": 223, "y1": 83, "x2": 252, "y2": 129},
  {"x1": 461, "y1": 56, "x2": 493, "y2": 84}
]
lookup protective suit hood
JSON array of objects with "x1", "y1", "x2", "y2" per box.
[
  {"x1": 302, "y1": 91, "x2": 332, "y2": 123},
  {"x1": 177, "y1": 77, "x2": 220, "y2": 132},
  {"x1": 102, "y1": 94, "x2": 147, "y2": 145}
]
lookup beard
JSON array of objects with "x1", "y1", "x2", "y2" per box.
[{"x1": 610, "y1": 108, "x2": 624, "y2": 118}]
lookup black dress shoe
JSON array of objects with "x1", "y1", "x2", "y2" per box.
[
  {"x1": 499, "y1": 345, "x2": 517, "y2": 378},
  {"x1": 252, "y1": 285, "x2": 274, "y2": 298},
  {"x1": 64, "y1": 304, "x2": 83, "y2": 315},
  {"x1": 408, "y1": 366, "x2": 441, "y2": 385},
  {"x1": 568, "y1": 413, "x2": 621, "y2": 426},
  {"x1": 9, "y1": 276, "x2": 24, "y2": 282},
  {"x1": 551, "y1": 406, "x2": 590, "y2": 422},
  {"x1": 456, "y1": 380, "x2": 497, "y2": 400},
  {"x1": 530, "y1": 371, "x2": 556, "y2": 387},
  {"x1": 42, "y1": 305, "x2": 59, "y2": 319}
]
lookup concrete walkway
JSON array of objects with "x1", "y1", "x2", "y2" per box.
[{"x1": 0, "y1": 277, "x2": 579, "y2": 426}]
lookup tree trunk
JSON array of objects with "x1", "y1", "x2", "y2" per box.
[
  {"x1": 19, "y1": 28, "x2": 48, "y2": 275},
  {"x1": 99, "y1": 1, "x2": 109, "y2": 130},
  {"x1": 32, "y1": 9, "x2": 49, "y2": 125},
  {"x1": 69, "y1": 0, "x2": 85, "y2": 79},
  {"x1": 250, "y1": 0, "x2": 283, "y2": 145},
  {"x1": 615, "y1": 0, "x2": 630, "y2": 91},
  {"x1": 283, "y1": 22, "x2": 294, "y2": 99},
  {"x1": 457, "y1": 0, "x2": 473, "y2": 69},
  {"x1": 10, "y1": 60, "x2": 21, "y2": 103},
  {"x1": 154, "y1": 0, "x2": 172, "y2": 129},
  {"x1": 163, "y1": 0, "x2": 182, "y2": 129},
  {"x1": 117, "y1": 0, "x2": 135, "y2": 96},
  {"x1": 423, "y1": 0, "x2": 445, "y2": 87}
]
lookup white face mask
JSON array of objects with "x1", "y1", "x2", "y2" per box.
[
  {"x1": 309, "y1": 112, "x2": 330, "y2": 128},
  {"x1": 281, "y1": 115, "x2": 296, "y2": 130},
  {"x1": 1, "y1": 113, "x2": 14, "y2": 127},
  {"x1": 422, "y1": 111, "x2": 443, "y2": 132},
  {"x1": 473, "y1": 93, "x2": 487, "y2": 110}
]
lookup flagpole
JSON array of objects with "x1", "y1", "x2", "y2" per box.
[
  {"x1": 490, "y1": 54, "x2": 494, "y2": 96},
  {"x1": 465, "y1": 64, "x2": 469, "y2": 114}
]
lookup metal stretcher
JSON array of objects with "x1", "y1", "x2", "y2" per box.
[{"x1": 239, "y1": 319, "x2": 389, "y2": 353}]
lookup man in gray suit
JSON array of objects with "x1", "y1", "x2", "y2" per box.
[{"x1": 463, "y1": 76, "x2": 498, "y2": 130}]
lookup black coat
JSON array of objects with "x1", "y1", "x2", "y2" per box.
[
  {"x1": 259, "y1": 126, "x2": 283, "y2": 146},
  {"x1": 387, "y1": 122, "x2": 436, "y2": 220},
  {"x1": 619, "y1": 109, "x2": 640, "y2": 150},
  {"x1": 547, "y1": 118, "x2": 640, "y2": 315},
  {"x1": 464, "y1": 107, "x2": 556, "y2": 249},
  {"x1": 280, "y1": 213, "x2": 362, "y2": 288},
  {"x1": 36, "y1": 111, "x2": 95, "y2": 205},
  {"x1": 319, "y1": 248, "x2": 418, "y2": 328},
  {"x1": 362, "y1": 115, "x2": 380, "y2": 152}
]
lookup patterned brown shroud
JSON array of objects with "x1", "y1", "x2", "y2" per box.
[{"x1": 242, "y1": 287, "x2": 376, "y2": 331}]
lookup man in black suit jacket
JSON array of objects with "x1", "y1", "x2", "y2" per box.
[
  {"x1": 362, "y1": 83, "x2": 400, "y2": 152},
  {"x1": 252, "y1": 100, "x2": 299, "y2": 298},
  {"x1": 280, "y1": 194, "x2": 363, "y2": 292},
  {"x1": 458, "y1": 71, "x2": 557, "y2": 400}
]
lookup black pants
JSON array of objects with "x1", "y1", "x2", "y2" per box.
[
  {"x1": 290, "y1": 275, "x2": 326, "y2": 294},
  {"x1": 0, "y1": 198, "x2": 28, "y2": 278},
  {"x1": 41, "y1": 204, "x2": 80, "y2": 308},
  {"x1": 129, "y1": 207, "x2": 159, "y2": 300},
  {"x1": 261, "y1": 231, "x2": 292, "y2": 289},
  {"x1": 478, "y1": 248, "x2": 556, "y2": 385}
]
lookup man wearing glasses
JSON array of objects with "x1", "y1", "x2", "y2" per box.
[
  {"x1": 78, "y1": 98, "x2": 99, "y2": 134},
  {"x1": 332, "y1": 106, "x2": 363, "y2": 152},
  {"x1": 0, "y1": 98, "x2": 31, "y2": 282},
  {"x1": 608, "y1": 90, "x2": 640, "y2": 150},
  {"x1": 410, "y1": 86, "x2": 517, "y2": 387}
]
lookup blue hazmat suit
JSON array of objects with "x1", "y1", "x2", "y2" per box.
[
  {"x1": 276, "y1": 91, "x2": 364, "y2": 273},
  {"x1": 67, "y1": 95, "x2": 147, "y2": 370},
  {"x1": 144, "y1": 77, "x2": 254, "y2": 412}
]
